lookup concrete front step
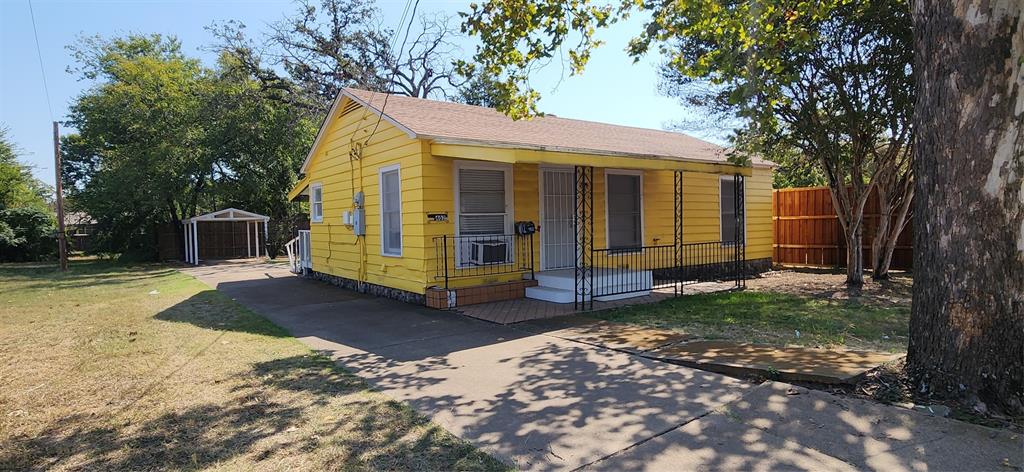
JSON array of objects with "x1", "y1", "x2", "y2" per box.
[
  {"x1": 534, "y1": 269, "x2": 653, "y2": 292},
  {"x1": 525, "y1": 285, "x2": 652, "y2": 304},
  {"x1": 525, "y1": 286, "x2": 575, "y2": 303},
  {"x1": 528, "y1": 269, "x2": 654, "y2": 305}
]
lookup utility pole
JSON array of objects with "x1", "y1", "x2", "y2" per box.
[{"x1": 53, "y1": 121, "x2": 67, "y2": 271}]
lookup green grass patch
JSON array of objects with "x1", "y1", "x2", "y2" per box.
[
  {"x1": 0, "y1": 260, "x2": 507, "y2": 471},
  {"x1": 596, "y1": 290, "x2": 909, "y2": 352}
]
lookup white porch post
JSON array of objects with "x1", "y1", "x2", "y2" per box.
[
  {"x1": 263, "y1": 220, "x2": 269, "y2": 257},
  {"x1": 187, "y1": 220, "x2": 194, "y2": 264},
  {"x1": 254, "y1": 221, "x2": 260, "y2": 258},
  {"x1": 192, "y1": 221, "x2": 199, "y2": 265},
  {"x1": 183, "y1": 221, "x2": 189, "y2": 263},
  {"x1": 247, "y1": 221, "x2": 252, "y2": 258}
]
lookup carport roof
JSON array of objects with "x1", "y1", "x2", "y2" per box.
[{"x1": 183, "y1": 208, "x2": 269, "y2": 223}]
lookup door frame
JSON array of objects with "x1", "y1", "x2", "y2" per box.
[{"x1": 538, "y1": 165, "x2": 575, "y2": 271}]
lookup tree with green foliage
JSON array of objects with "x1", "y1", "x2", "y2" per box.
[
  {"x1": 0, "y1": 128, "x2": 56, "y2": 262},
  {"x1": 454, "y1": 69, "x2": 506, "y2": 108},
  {"x1": 197, "y1": 52, "x2": 318, "y2": 253},
  {"x1": 64, "y1": 34, "x2": 209, "y2": 257},
  {"x1": 461, "y1": 0, "x2": 914, "y2": 285},
  {"x1": 63, "y1": 34, "x2": 316, "y2": 259}
]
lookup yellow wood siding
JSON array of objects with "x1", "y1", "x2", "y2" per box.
[
  {"x1": 302, "y1": 99, "x2": 430, "y2": 294},
  {"x1": 295, "y1": 99, "x2": 774, "y2": 295}
]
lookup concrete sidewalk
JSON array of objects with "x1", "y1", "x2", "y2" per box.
[
  {"x1": 522, "y1": 316, "x2": 902, "y2": 384},
  {"x1": 182, "y1": 262, "x2": 1023, "y2": 472}
]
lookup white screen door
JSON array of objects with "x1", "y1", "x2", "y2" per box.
[{"x1": 541, "y1": 169, "x2": 575, "y2": 269}]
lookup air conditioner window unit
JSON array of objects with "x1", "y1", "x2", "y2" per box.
[{"x1": 469, "y1": 240, "x2": 509, "y2": 265}]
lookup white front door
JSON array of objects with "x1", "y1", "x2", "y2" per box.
[{"x1": 541, "y1": 169, "x2": 575, "y2": 270}]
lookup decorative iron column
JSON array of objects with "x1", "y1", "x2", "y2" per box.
[
  {"x1": 734, "y1": 173, "x2": 746, "y2": 289},
  {"x1": 574, "y1": 166, "x2": 594, "y2": 310},
  {"x1": 674, "y1": 170, "x2": 684, "y2": 296}
]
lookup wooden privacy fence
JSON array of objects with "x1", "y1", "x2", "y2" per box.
[{"x1": 772, "y1": 187, "x2": 913, "y2": 270}]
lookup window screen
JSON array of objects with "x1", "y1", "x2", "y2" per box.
[
  {"x1": 458, "y1": 168, "x2": 506, "y2": 235},
  {"x1": 720, "y1": 178, "x2": 742, "y2": 244},
  {"x1": 311, "y1": 184, "x2": 323, "y2": 222},
  {"x1": 380, "y1": 168, "x2": 401, "y2": 255},
  {"x1": 607, "y1": 173, "x2": 641, "y2": 249}
]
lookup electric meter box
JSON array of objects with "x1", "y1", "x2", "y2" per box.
[{"x1": 352, "y1": 208, "x2": 366, "y2": 235}]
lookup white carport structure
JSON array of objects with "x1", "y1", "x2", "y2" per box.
[{"x1": 182, "y1": 208, "x2": 270, "y2": 265}]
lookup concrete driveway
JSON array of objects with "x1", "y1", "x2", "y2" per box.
[{"x1": 183, "y1": 262, "x2": 1023, "y2": 472}]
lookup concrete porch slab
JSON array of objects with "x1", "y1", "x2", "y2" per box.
[
  {"x1": 520, "y1": 316, "x2": 692, "y2": 353},
  {"x1": 647, "y1": 341, "x2": 903, "y2": 384}
]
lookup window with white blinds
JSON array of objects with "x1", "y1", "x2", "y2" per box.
[
  {"x1": 606, "y1": 172, "x2": 642, "y2": 249},
  {"x1": 310, "y1": 183, "x2": 323, "y2": 223},
  {"x1": 380, "y1": 165, "x2": 401, "y2": 256},
  {"x1": 457, "y1": 167, "x2": 507, "y2": 235}
]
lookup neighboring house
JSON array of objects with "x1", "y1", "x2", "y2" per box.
[
  {"x1": 287, "y1": 89, "x2": 774, "y2": 309},
  {"x1": 64, "y1": 211, "x2": 97, "y2": 253}
]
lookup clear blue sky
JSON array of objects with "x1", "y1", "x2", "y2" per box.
[{"x1": 0, "y1": 0, "x2": 709, "y2": 186}]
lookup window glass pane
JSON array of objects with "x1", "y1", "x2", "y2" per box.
[
  {"x1": 720, "y1": 178, "x2": 741, "y2": 243},
  {"x1": 381, "y1": 170, "x2": 401, "y2": 254},
  {"x1": 607, "y1": 174, "x2": 641, "y2": 248},
  {"x1": 386, "y1": 213, "x2": 401, "y2": 250},
  {"x1": 311, "y1": 185, "x2": 323, "y2": 220}
]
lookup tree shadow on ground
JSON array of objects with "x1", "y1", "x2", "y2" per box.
[
  {"x1": 153, "y1": 289, "x2": 292, "y2": 337},
  {"x1": 332, "y1": 336, "x2": 1023, "y2": 471},
  {"x1": 0, "y1": 353, "x2": 502, "y2": 471},
  {"x1": 162, "y1": 265, "x2": 1018, "y2": 471}
]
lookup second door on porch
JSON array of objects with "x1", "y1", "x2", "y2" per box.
[{"x1": 541, "y1": 168, "x2": 575, "y2": 270}]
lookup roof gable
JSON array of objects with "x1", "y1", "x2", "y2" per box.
[{"x1": 298, "y1": 91, "x2": 417, "y2": 174}]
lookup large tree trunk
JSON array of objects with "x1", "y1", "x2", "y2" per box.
[{"x1": 908, "y1": 0, "x2": 1023, "y2": 415}]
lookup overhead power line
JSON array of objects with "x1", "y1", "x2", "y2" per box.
[
  {"x1": 365, "y1": 0, "x2": 422, "y2": 146},
  {"x1": 27, "y1": 0, "x2": 55, "y2": 122}
]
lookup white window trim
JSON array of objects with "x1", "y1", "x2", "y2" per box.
[
  {"x1": 604, "y1": 169, "x2": 644, "y2": 253},
  {"x1": 310, "y1": 182, "x2": 324, "y2": 223},
  {"x1": 719, "y1": 175, "x2": 747, "y2": 246},
  {"x1": 452, "y1": 160, "x2": 515, "y2": 268},
  {"x1": 379, "y1": 164, "x2": 402, "y2": 257}
]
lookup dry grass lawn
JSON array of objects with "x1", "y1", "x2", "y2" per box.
[{"x1": 0, "y1": 260, "x2": 506, "y2": 471}]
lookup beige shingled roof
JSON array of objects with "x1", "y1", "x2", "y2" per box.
[{"x1": 314, "y1": 88, "x2": 771, "y2": 169}]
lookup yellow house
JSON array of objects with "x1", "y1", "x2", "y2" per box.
[{"x1": 287, "y1": 89, "x2": 774, "y2": 309}]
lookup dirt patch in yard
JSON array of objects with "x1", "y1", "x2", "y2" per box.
[{"x1": 747, "y1": 268, "x2": 912, "y2": 309}]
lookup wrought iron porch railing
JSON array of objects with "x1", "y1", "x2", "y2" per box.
[
  {"x1": 432, "y1": 233, "x2": 535, "y2": 289},
  {"x1": 578, "y1": 241, "x2": 747, "y2": 308}
]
